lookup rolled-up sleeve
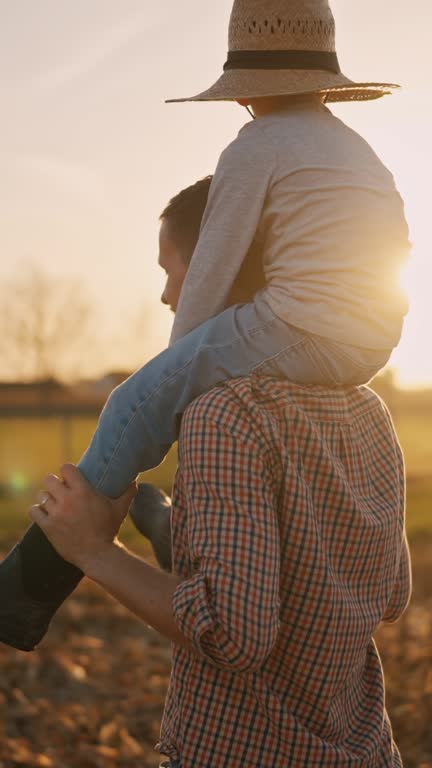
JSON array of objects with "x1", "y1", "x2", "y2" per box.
[{"x1": 172, "y1": 394, "x2": 281, "y2": 672}]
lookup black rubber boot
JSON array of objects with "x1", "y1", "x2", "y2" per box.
[
  {"x1": 0, "y1": 524, "x2": 83, "y2": 652},
  {"x1": 129, "y1": 483, "x2": 172, "y2": 572},
  {"x1": 0, "y1": 485, "x2": 172, "y2": 652}
]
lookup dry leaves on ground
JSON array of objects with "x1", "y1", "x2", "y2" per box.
[{"x1": 0, "y1": 538, "x2": 431, "y2": 768}]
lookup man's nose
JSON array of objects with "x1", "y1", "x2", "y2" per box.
[{"x1": 161, "y1": 291, "x2": 169, "y2": 306}]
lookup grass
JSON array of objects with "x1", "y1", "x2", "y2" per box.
[
  {"x1": 394, "y1": 415, "x2": 432, "y2": 477},
  {"x1": 405, "y1": 475, "x2": 432, "y2": 536}
]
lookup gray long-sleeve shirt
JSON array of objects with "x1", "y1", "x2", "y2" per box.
[{"x1": 170, "y1": 100, "x2": 411, "y2": 350}]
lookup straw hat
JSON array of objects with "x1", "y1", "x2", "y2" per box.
[{"x1": 167, "y1": 0, "x2": 399, "y2": 103}]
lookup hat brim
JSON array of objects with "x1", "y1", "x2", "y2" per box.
[{"x1": 166, "y1": 69, "x2": 400, "y2": 103}]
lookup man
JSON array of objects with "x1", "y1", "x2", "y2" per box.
[
  {"x1": 0, "y1": 176, "x2": 262, "y2": 654},
  {"x1": 29, "y1": 181, "x2": 411, "y2": 767}
]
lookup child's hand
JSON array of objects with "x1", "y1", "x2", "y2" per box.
[{"x1": 28, "y1": 464, "x2": 137, "y2": 573}]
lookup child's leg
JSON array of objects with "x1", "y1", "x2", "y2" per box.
[
  {"x1": 0, "y1": 297, "x2": 387, "y2": 650},
  {"x1": 253, "y1": 329, "x2": 391, "y2": 387},
  {"x1": 80, "y1": 300, "x2": 390, "y2": 499},
  {"x1": 82, "y1": 298, "x2": 391, "y2": 500},
  {"x1": 1, "y1": 301, "x2": 307, "y2": 604},
  {"x1": 1, "y1": 299, "x2": 291, "y2": 649},
  {"x1": 77, "y1": 299, "x2": 329, "y2": 498}
]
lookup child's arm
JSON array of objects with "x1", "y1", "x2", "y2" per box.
[{"x1": 170, "y1": 127, "x2": 275, "y2": 343}]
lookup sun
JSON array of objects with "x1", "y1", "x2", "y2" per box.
[{"x1": 388, "y1": 244, "x2": 432, "y2": 388}]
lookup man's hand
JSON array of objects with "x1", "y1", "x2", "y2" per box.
[{"x1": 29, "y1": 464, "x2": 137, "y2": 573}]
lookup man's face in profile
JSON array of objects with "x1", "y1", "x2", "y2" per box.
[
  {"x1": 158, "y1": 199, "x2": 265, "y2": 316},
  {"x1": 158, "y1": 218, "x2": 188, "y2": 313}
]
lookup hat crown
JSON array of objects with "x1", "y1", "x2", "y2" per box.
[
  {"x1": 167, "y1": 0, "x2": 398, "y2": 103},
  {"x1": 228, "y1": 0, "x2": 336, "y2": 53}
]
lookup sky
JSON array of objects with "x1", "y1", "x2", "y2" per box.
[{"x1": 1, "y1": 0, "x2": 431, "y2": 386}]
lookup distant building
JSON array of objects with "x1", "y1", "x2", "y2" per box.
[
  {"x1": 0, "y1": 378, "x2": 104, "y2": 417},
  {"x1": 73, "y1": 371, "x2": 131, "y2": 401}
]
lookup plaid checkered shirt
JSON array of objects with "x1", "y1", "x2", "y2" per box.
[{"x1": 157, "y1": 376, "x2": 411, "y2": 767}]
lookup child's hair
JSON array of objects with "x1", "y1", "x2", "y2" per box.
[{"x1": 160, "y1": 176, "x2": 213, "y2": 265}]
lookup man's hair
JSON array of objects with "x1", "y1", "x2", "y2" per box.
[{"x1": 160, "y1": 176, "x2": 213, "y2": 264}]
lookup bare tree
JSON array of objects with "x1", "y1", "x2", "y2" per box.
[{"x1": 0, "y1": 264, "x2": 93, "y2": 381}]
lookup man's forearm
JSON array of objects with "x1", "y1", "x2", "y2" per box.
[{"x1": 83, "y1": 541, "x2": 192, "y2": 651}]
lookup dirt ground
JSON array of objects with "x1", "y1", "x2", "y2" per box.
[{"x1": 0, "y1": 536, "x2": 431, "y2": 768}]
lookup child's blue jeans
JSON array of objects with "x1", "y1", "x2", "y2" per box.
[{"x1": 78, "y1": 299, "x2": 389, "y2": 498}]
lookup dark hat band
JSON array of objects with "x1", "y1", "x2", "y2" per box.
[{"x1": 224, "y1": 49, "x2": 341, "y2": 73}]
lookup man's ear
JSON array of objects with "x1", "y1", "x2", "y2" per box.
[{"x1": 236, "y1": 98, "x2": 251, "y2": 107}]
